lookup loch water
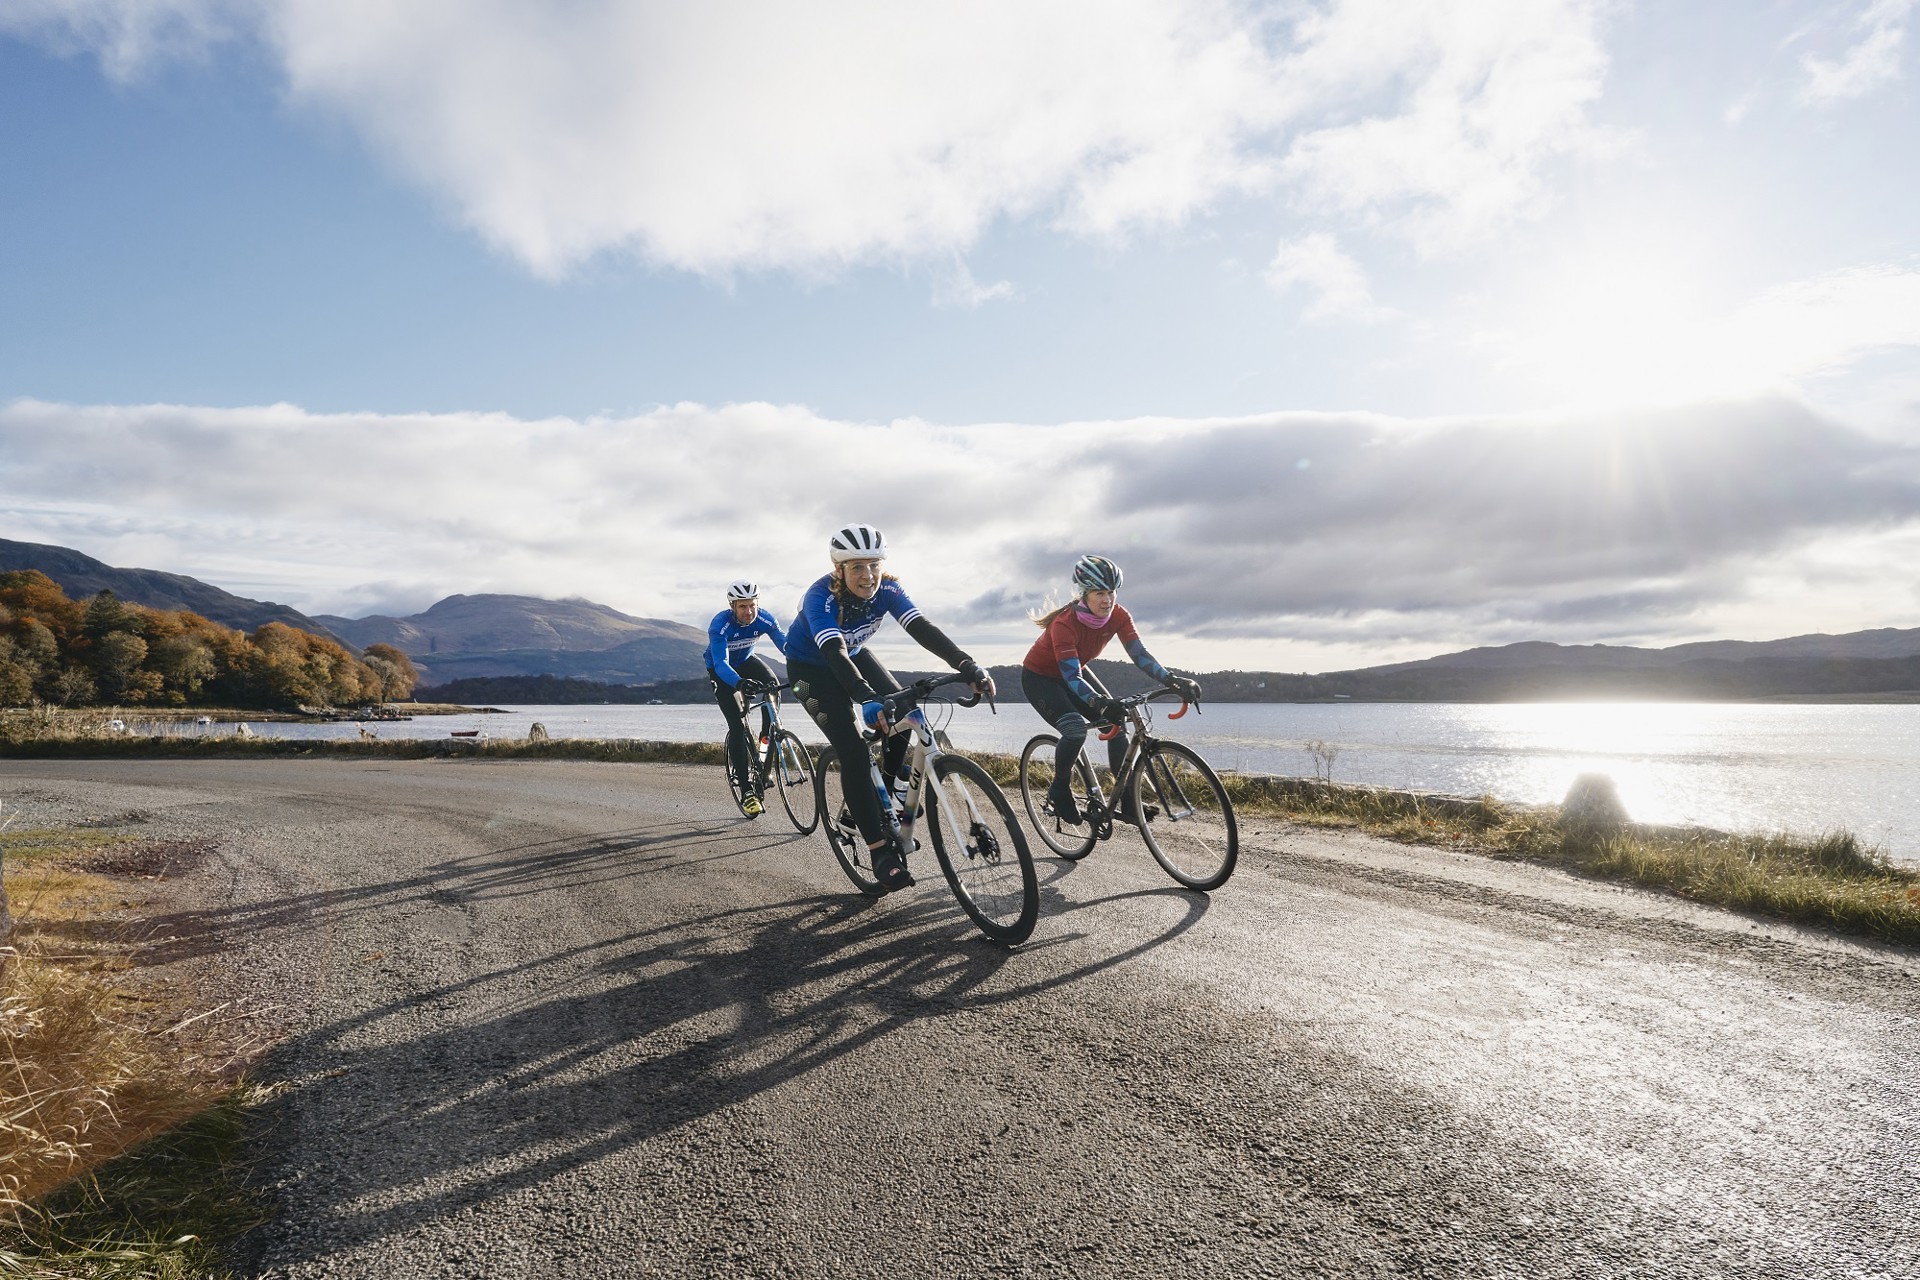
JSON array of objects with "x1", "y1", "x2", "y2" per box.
[{"x1": 182, "y1": 701, "x2": 1920, "y2": 862}]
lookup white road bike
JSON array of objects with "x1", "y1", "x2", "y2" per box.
[{"x1": 813, "y1": 672, "x2": 1039, "y2": 945}]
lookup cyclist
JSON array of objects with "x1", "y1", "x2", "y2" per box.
[
  {"x1": 785, "y1": 522, "x2": 994, "y2": 892},
  {"x1": 1021, "y1": 554, "x2": 1199, "y2": 825},
  {"x1": 708, "y1": 580, "x2": 786, "y2": 817}
]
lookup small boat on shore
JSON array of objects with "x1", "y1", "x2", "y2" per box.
[{"x1": 450, "y1": 729, "x2": 484, "y2": 739}]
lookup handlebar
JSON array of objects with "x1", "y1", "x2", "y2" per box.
[
  {"x1": 880, "y1": 669, "x2": 993, "y2": 716},
  {"x1": 1095, "y1": 685, "x2": 1199, "y2": 740}
]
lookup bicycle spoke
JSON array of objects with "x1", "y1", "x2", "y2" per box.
[
  {"x1": 929, "y1": 755, "x2": 1037, "y2": 944},
  {"x1": 1132, "y1": 742, "x2": 1238, "y2": 891}
]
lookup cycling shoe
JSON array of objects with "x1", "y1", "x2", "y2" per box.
[{"x1": 870, "y1": 843, "x2": 915, "y2": 892}]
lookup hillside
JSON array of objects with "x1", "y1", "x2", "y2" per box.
[
  {"x1": 1205, "y1": 633, "x2": 1920, "y2": 702},
  {"x1": 0, "y1": 537, "x2": 344, "y2": 642},
  {"x1": 315, "y1": 594, "x2": 707, "y2": 684}
]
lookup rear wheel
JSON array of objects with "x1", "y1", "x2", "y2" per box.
[
  {"x1": 814, "y1": 748, "x2": 884, "y2": 895},
  {"x1": 772, "y1": 729, "x2": 819, "y2": 834},
  {"x1": 1017, "y1": 733, "x2": 1100, "y2": 860},
  {"x1": 927, "y1": 755, "x2": 1038, "y2": 945},
  {"x1": 1130, "y1": 742, "x2": 1238, "y2": 891}
]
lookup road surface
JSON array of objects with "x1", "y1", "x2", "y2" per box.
[{"x1": 4, "y1": 756, "x2": 1914, "y2": 1279}]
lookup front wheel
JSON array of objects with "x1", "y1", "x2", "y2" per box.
[
  {"x1": 1130, "y1": 742, "x2": 1238, "y2": 891},
  {"x1": 724, "y1": 731, "x2": 758, "y2": 818},
  {"x1": 927, "y1": 755, "x2": 1038, "y2": 945},
  {"x1": 771, "y1": 729, "x2": 819, "y2": 834},
  {"x1": 1017, "y1": 734, "x2": 1099, "y2": 860},
  {"x1": 814, "y1": 747, "x2": 884, "y2": 895}
]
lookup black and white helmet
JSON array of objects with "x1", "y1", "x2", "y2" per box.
[
  {"x1": 726, "y1": 580, "x2": 758, "y2": 602},
  {"x1": 829, "y1": 523, "x2": 888, "y2": 563},
  {"x1": 1072, "y1": 554, "x2": 1123, "y2": 593}
]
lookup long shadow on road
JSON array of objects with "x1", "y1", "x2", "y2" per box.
[{"x1": 241, "y1": 821, "x2": 1211, "y2": 1266}]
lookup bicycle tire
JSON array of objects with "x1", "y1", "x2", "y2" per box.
[
  {"x1": 1130, "y1": 741, "x2": 1238, "y2": 891},
  {"x1": 813, "y1": 747, "x2": 884, "y2": 895},
  {"x1": 724, "y1": 732, "x2": 758, "y2": 818},
  {"x1": 772, "y1": 729, "x2": 819, "y2": 834},
  {"x1": 927, "y1": 754, "x2": 1038, "y2": 945},
  {"x1": 1017, "y1": 733, "x2": 1099, "y2": 860}
]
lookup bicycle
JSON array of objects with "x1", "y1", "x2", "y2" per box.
[
  {"x1": 813, "y1": 672, "x2": 1039, "y2": 945},
  {"x1": 724, "y1": 681, "x2": 820, "y2": 835},
  {"x1": 1017, "y1": 687, "x2": 1238, "y2": 890}
]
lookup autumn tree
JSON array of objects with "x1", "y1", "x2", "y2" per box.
[{"x1": 361, "y1": 643, "x2": 420, "y2": 704}]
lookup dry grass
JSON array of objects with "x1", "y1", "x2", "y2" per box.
[{"x1": 0, "y1": 815, "x2": 265, "y2": 1277}]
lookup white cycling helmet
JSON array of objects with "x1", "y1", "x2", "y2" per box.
[
  {"x1": 1072, "y1": 554, "x2": 1123, "y2": 593},
  {"x1": 726, "y1": 580, "x2": 758, "y2": 601},
  {"x1": 829, "y1": 523, "x2": 888, "y2": 563}
]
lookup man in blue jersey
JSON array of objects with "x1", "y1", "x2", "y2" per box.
[
  {"x1": 785, "y1": 523, "x2": 992, "y2": 891},
  {"x1": 708, "y1": 581, "x2": 787, "y2": 817}
]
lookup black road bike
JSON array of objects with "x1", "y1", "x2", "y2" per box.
[
  {"x1": 1017, "y1": 687, "x2": 1238, "y2": 890},
  {"x1": 813, "y1": 672, "x2": 1038, "y2": 945},
  {"x1": 725, "y1": 682, "x2": 820, "y2": 835}
]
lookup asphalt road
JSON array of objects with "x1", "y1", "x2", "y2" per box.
[{"x1": 4, "y1": 757, "x2": 1915, "y2": 1279}]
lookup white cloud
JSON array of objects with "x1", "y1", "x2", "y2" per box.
[
  {"x1": 1266, "y1": 232, "x2": 1392, "y2": 322},
  {"x1": 1473, "y1": 259, "x2": 1920, "y2": 410},
  {"x1": 4, "y1": 393, "x2": 1918, "y2": 669},
  {"x1": 1278, "y1": 0, "x2": 1613, "y2": 253},
  {"x1": 1801, "y1": 0, "x2": 1914, "y2": 103},
  {"x1": 2, "y1": 0, "x2": 1616, "y2": 275},
  {"x1": 932, "y1": 259, "x2": 1014, "y2": 310}
]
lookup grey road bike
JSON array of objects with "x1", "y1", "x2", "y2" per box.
[
  {"x1": 813, "y1": 672, "x2": 1039, "y2": 945},
  {"x1": 1017, "y1": 687, "x2": 1238, "y2": 891},
  {"x1": 725, "y1": 682, "x2": 820, "y2": 834}
]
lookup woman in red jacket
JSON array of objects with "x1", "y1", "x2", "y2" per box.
[{"x1": 1021, "y1": 554, "x2": 1198, "y2": 825}]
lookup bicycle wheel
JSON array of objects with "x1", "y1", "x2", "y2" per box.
[
  {"x1": 926, "y1": 754, "x2": 1038, "y2": 945},
  {"x1": 772, "y1": 729, "x2": 819, "y2": 834},
  {"x1": 724, "y1": 731, "x2": 757, "y2": 818},
  {"x1": 814, "y1": 748, "x2": 884, "y2": 895},
  {"x1": 1017, "y1": 733, "x2": 1099, "y2": 860},
  {"x1": 1130, "y1": 742, "x2": 1238, "y2": 891}
]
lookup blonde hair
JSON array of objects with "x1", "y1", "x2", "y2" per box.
[{"x1": 1029, "y1": 590, "x2": 1086, "y2": 628}]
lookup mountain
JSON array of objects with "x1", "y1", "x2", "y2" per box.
[
  {"x1": 314, "y1": 594, "x2": 707, "y2": 684},
  {"x1": 0, "y1": 537, "x2": 345, "y2": 642},
  {"x1": 1203, "y1": 630, "x2": 1920, "y2": 702}
]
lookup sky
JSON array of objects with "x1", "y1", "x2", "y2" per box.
[{"x1": 2, "y1": 0, "x2": 1919, "y2": 673}]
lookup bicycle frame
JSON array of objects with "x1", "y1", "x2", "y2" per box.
[
  {"x1": 734, "y1": 684, "x2": 787, "y2": 778},
  {"x1": 1084, "y1": 690, "x2": 1197, "y2": 830}
]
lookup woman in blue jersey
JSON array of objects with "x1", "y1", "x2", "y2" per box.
[
  {"x1": 785, "y1": 523, "x2": 993, "y2": 892},
  {"x1": 708, "y1": 580, "x2": 787, "y2": 817}
]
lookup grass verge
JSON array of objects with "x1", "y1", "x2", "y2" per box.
[
  {"x1": 1, "y1": 816, "x2": 266, "y2": 1278},
  {"x1": 1218, "y1": 772, "x2": 1920, "y2": 947}
]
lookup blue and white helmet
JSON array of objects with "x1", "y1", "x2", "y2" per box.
[
  {"x1": 726, "y1": 580, "x2": 758, "y2": 601},
  {"x1": 829, "y1": 523, "x2": 888, "y2": 563},
  {"x1": 1072, "y1": 554, "x2": 1123, "y2": 593}
]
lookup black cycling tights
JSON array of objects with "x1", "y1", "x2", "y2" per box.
[
  {"x1": 711, "y1": 655, "x2": 778, "y2": 790},
  {"x1": 1022, "y1": 667, "x2": 1128, "y2": 793},
  {"x1": 789, "y1": 652, "x2": 907, "y2": 848}
]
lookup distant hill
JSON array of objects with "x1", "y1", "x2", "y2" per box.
[
  {"x1": 0, "y1": 537, "x2": 345, "y2": 643},
  {"x1": 1204, "y1": 631, "x2": 1920, "y2": 702},
  {"x1": 316, "y1": 593, "x2": 708, "y2": 684}
]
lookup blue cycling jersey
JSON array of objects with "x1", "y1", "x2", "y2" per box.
[
  {"x1": 706, "y1": 609, "x2": 787, "y2": 688},
  {"x1": 783, "y1": 574, "x2": 921, "y2": 665}
]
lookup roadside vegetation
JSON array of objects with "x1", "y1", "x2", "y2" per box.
[
  {"x1": 0, "y1": 569, "x2": 416, "y2": 713},
  {"x1": 0, "y1": 809, "x2": 266, "y2": 1277},
  {"x1": 1210, "y1": 772, "x2": 1920, "y2": 947}
]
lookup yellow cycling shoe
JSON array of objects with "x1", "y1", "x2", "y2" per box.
[{"x1": 742, "y1": 795, "x2": 764, "y2": 817}]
